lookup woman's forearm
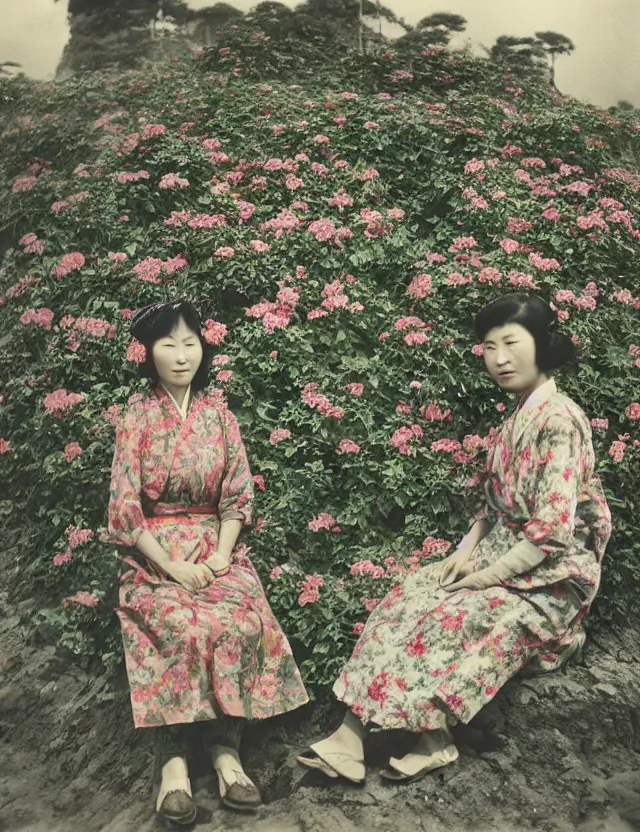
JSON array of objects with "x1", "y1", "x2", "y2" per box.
[
  {"x1": 208, "y1": 518, "x2": 243, "y2": 564},
  {"x1": 135, "y1": 529, "x2": 172, "y2": 572},
  {"x1": 458, "y1": 518, "x2": 491, "y2": 552}
]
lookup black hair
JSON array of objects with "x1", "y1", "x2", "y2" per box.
[
  {"x1": 474, "y1": 292, "x2": 576, "y2": 372},
  {"x1": 130, "y1": 299, "x2": 212, "y2": 391}
]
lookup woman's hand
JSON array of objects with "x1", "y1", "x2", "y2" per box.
[
  {"x1": 165, "y1": 561, "x2": 212, "y2": 591},
  {"x1": 203, "y1": 552, "x2": 231, "y2": 578},
  {"x1": 442, "y1": 569, "x2": 502, "y2": 593},
  {"x1": 438, "y1": 544, "x2": 475, "y2": 588}
]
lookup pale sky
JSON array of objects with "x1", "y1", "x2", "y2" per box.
[{"x1": 1, "y1": 0, "x2": 639, "y2": 108}]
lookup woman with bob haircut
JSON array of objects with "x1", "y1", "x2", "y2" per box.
[
  {"x1": 298, "y1": 292, "x2": 611, "y2": 785},
  {"x1": 104, "y1": 298, "x2": 308, "y2": 825}
]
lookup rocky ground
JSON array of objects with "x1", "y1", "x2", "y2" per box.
[{"x1": 2, "y1": 586, "x2": 640, "y2": 832}]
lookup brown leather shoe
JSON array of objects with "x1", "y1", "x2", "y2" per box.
[
  {"x1": 157, "y1": 789, "x2": 197, "y2": 825},
  {"x1": 222, "y1": 779, "x2": 262, "y2": 811}
]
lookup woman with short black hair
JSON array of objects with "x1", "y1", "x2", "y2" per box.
[
  {"x1": 105, "y1": 298, "x2": 308, "y2": 824},
  {"x1": 298, "y1": 292, "x2": 611, "y2": 785}
]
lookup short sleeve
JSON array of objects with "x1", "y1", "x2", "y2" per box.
[
  {"x1": 105, "y1": 406, "x2": 148, "y2": 547},
  {"x1": 218, "y1": 408, "x2": 254, "y2": 525},
  {"x1": 520, "y1": 414, "x2": 585, "y2": 555}
]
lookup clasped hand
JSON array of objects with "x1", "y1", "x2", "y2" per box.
[
  {"x1": 438, "y1": 544, "x2": 500, "y2": 592},
  {"x1": 165, "y1": 552, "x2": 231, "y2": 591}
]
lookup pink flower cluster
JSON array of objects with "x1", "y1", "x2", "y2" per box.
[
  {"x1": 337, "y1": 439, "x2": 360, "y2": 454},
  {"x1": 12, "y1": 176, "x2": 37, "y2": 193},
  {"x1": 53, "y1": 252, "x2": 85, "y2": 279},
  {"x1": 626, "y1": 403, "x2": 640, "y2": 421},
  {"x1": 420, "y1": 401, "x2": 452, "y2": 422},
  {"x1": 328, "y1": 189, "x2": 353, "y2": 211},
  {"x1": 390, "y1": 424, "x2": 423, "y2": 455},
  {"x1": 204, "y1": 319, "x2": 227, "y2": 345},
  {"x1": 75, "y1": 317, "x2": 115, "y2": 339},
  {"x1": 301, "y1": 383, "x2": 344, "y2": 420},
  {"x1": 252, "y1": 474, "x2": 266, "y2": 492},
  {"x1": 508, "y1": 271, "x2": 538, "y2": 290},
  {"x1": 410, "y1": 536, "x2": 452, "y2": 560},
  {"x1": 43, "y1": 388, "x2": 85, "y2": 417},
  {"x1": 159, "y1": 173, "x2": 190, "y2": 189},
  {"x1": 308, "y1": 513, "x2": 341, "y2": 532},
  {"x1": 554, "y1": 289, "x2": 597, "y2": 311},
  {"x1": 431, "y1": 438, "x2": 462, "y2": 453},
  {"x1": 54, "y1": 525, "x2": 94, "y2": 567},
  {"x1": 529, "y1": 252, "x2": 561, "y2": 271},
  {"x1": 261, "y1": 208, "x2": 301, "y2": 236},
  {"x1": 449, "y1": 236, "x2": 477, "y2": 252},
  {"x1": 350, "y1": 560, "x2": 386, "y2": 579},
  {"x1": 133, "y1": 254, "x2": 187, "y2": 283},
  {"x1": 142, "y1": 123, "x2": 166, "y2": 139},
  {"x1": 0, "y1": 438, "x2": 10, "y2": 454},
  {"x1": 19, "y1": 232, "x2": 46, "y2": 255},
  {"x1": 407, "y1": 273, "x2": 435, "y2": 299},
  {"x1": 269, "y1": 428, "x2": 291, "y2": 445},
  {"x1": 478, "y1": 267, "x2": 502, "y2": 284},
  {"x1": 343, "y1": 383, "x2": 364, "y2": 396},
  {"x1": 63, "y1": 591, "x2": 98, "y2": 609},
  {"x1": 507, "y1": 217, "x2": 532, "y2": 234},
  {"x1": 127, "y1": 339, "x2": 146, "y2": 363},
  {"x1": 116, "y1": 170, "x2": 150, "y2": 184},
  {"x1": 64, "y1": 442, "x2": 83, "y2": 462},
  {"x1": 20, "y1": 307, "x2": 54, "y2": 330},
  {"x1": 394, "y1": 316, "x2": 430, "y2": 346},
  {"x1": 609, "y1": 441, "x2": 626, "y2": 463},
  {"x1": 246, "y1": 281, "x2": 301, "y2": 333},
  {"x1": 298, "y1": 575, "x2": 324, "y2": 606}
]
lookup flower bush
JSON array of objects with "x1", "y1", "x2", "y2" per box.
[{"x1": 0, "y1": 38, "x2": 639, "y2": 686}]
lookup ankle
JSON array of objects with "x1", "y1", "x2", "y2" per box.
[
  {"x1": 161, "y1": 755, "x2": 189, "y2": 782},
  {"x1": 333, "y1": 722, "x2": 365, "y2": 756}
]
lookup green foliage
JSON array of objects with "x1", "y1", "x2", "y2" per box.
[{"x1": 0, "y1": 41, "x2": 639, "y2": 687}]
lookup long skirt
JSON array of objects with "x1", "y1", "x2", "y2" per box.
[
  {"x1": 333, "y1": 560, "x2": 589, "y2": 732},
  {"x1": 117, "y1": 545, "x2": 308, "y2": 729}
]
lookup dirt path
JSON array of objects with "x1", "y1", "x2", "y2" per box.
[{"x1": 2, "y1": 586, "x2": 640, "y2": 832}]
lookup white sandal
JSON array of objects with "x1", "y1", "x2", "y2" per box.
[{"x1": 297, "y1": 738, "x2": 366, "y2": 784}]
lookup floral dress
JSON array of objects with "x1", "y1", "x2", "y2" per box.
[
  {"x1": 333, "y1": 379, "x2": 611, "y2": 732},
  {"x1": 105, "y1": 385, "x2": 308, "y2": 729}
]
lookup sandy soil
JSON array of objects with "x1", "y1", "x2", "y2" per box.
[{"x1": 2, "y1": 586, "x2": 640, "y2": 832}]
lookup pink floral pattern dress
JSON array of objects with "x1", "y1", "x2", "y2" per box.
[
  {"x1": 105, "y1": 386, "x2": 309, "y2": 729},
  {"x1": 333, "y1": 380, "x2": 612, "y2": 732}
]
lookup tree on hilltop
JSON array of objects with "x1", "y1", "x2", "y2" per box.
[
  {"x1": 416, "y1": 12, "x2": 466, "y2": 45},
  {"x1": 394, "y1": 11, "x2": 466, "y2": 53},
  {"x1": 191, "y1": 3, "x2": 245, "y2": 46},
  {"x1": 486, "y1": 35, "x2": 548, "y2": 80},
  {"x1": 535, "y1": 30, "x2": 575, "y2": 89}
]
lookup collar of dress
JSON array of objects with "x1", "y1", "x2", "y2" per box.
[
  {"x1": 518, "y1": 377, "x2": 557, "y2": 417},
  {"x1": 159, "y1": 383, "x2": 192, "y2": 421}
]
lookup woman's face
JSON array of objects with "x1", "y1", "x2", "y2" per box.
[
  {"x1": 483, "y1": 322, "x2": 546, "y2": 395},
  {"x1": 151, "y1": 316, "x2": 203, "y2": 391}
]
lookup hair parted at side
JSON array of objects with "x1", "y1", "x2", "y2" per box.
[
  {"x1": 474, "y1": 292, "x2": 576, "y2": 372},
  {"x1": 130, "y1": 298, "x2": 212, "y2": 391}
]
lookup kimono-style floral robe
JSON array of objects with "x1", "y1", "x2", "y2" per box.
[
  {"x1": 333, "y1": 379, "x2": 611, "y2": 732},
  {"x1": 105, "y1": 385, "x2": 308, "y2": 729}
]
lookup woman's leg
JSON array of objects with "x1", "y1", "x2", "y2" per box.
[
  {"x1": 153, "y1": 725, "x2": 197, "y2": 823},
  {"x1": 382, "y1": 711, "x2": 459, "y2": 782},
  {"x1": 203, "y1": 717, "x2": 262, "y2": 811},
  {"x1": 322, "y1": 709, "x2": 369, "y2": 760},
  {"x1": 297, "y1": 708, "x2": 369, "y2": 783}
]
